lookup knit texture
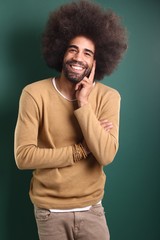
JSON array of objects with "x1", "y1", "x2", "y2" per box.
[{"x1": 14, "y1": 78, "x2": 120, "y2": 209}]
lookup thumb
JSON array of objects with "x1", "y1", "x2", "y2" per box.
[{"x1": 75, "y1": 82, "x2": 82, "y2": 91}]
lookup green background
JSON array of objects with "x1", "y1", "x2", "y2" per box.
[{"x1": 1, "y1": 0, "x2": 160, "y2": 239}]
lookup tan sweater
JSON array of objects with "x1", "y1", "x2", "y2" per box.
[{"x1": 14, "y1": 78, "x2": 121, "y2": 209}]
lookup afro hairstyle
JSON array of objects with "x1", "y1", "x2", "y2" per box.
[{"x1": 42, "y1": 0, "x2": 128, "y2": 80}]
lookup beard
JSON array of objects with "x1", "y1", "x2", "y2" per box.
[{"x1": 62, "y1": 60, "x2": 92, "y2": 84}]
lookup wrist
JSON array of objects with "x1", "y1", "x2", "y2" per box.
[
  {"x1": 78, "y1": 100, "x2": 88, "y2": 107},
  {"x1": 81, "y1": 143, "x2": 90, "y2": 155},
  {"x1": 72, "y1": 143, "x2": 88, "y2": 162}
]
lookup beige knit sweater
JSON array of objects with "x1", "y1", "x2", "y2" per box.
[{"x1": 14, "y1": 78, "x2": 121, "y2": 209}]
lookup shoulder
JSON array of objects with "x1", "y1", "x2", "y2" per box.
[
  {"x1": 23, "y1": 78, "x2": 53, "y2": 96},
  {"x1": 94, "y1": 81, "x2": 121, "y2": 100}
]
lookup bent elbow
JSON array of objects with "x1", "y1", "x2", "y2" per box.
[
  {"x1": 100, "y1": 142, "x2": 119, "y2": 166},
  {"x1": 14, "y1": 145, "x2": 32, "y2": 170},
  {"x1": 15, "y1": 161, "x2": 25, "y2": 170},
  {"x1": 15, "y1": 151, "x2": 26, "y2": 170}
]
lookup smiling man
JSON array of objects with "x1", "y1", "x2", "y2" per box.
[{"x1": 14, "y1": 1, "x2": 127, "y2": 240}]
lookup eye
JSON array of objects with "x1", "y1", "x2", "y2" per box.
[
  {"x1": 68, "y1": 48, "x2": 77, "y2": 53},
  {"x1": 85, "y1": 52, "x2": 92, "y2": 57}
]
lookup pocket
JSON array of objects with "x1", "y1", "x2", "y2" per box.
[
  {"x1": 89, "y1": 204, "x2": 105, "y2": 217},
  {"x1": 34, "y1": 207, "x2": 51, "y2": 221}
]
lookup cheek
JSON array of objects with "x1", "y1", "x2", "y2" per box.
[{"x1": 88, "y1": 60, "x2": 94, "y2": 69}]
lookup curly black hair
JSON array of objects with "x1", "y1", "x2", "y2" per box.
[{"x1": 42, "y1": 0, "x2": 128, "y2": 80}]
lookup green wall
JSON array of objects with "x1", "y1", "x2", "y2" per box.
[{"x1": 1, "y1": 0, "x2": 160, "y2": 239}]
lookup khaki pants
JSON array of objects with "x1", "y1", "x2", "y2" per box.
[{"x1": 34, "y1": 204, "x2": 110, "y2": 240}]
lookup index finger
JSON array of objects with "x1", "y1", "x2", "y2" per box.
[{"x1": 88, "y1": 60, "x2": 96, "y2": 82}]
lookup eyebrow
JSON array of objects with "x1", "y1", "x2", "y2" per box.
[{"x1": 68, "y1": 44, "x2": 94, "y2": 56}]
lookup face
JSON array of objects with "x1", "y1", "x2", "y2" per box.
[{"x1": 62, "y1": 36, "x2": 95, "y2": 84}]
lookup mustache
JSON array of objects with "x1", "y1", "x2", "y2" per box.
[{"x1": 65, "y1": 60, "x2": 87, "y2": 68}]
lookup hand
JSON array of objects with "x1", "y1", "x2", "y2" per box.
[
  {"x1": 75, "y1": 61, "x2": 96, "y2": 107},
  {"x1": 99, "y1": 119, "x2": 113, "y2": 132}
]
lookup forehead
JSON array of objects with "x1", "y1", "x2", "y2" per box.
[{"x1": 68, "y1": 36, "x2": 95, "y2": 53}]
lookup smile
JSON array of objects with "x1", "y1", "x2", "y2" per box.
[
  {"x1": 67, "y1": 64, "x2": 85, "y2": 74},
  {"x1": 71, "y1": 65, "x2": 84, "y2": 70}
]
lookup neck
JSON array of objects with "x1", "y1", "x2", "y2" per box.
[{"x1": 56, "y1": 74, "x2": 76, "y2": 100}]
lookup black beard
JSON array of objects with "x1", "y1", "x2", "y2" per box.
[{"x1": 63, "y1": 60, "x2": 91, "y2": 84}]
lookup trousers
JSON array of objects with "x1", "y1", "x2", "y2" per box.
[{"x1": 34, "y1": 204, "x2": 110, "y2": 240}]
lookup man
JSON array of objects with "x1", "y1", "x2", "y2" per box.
[{"x1": 14, "y1": 1, "x2": 127, "y2": 239}]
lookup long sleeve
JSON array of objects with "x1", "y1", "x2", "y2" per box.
[
  {"x1": 14, "y1": 79, "x2": 120, "y2": 210},
  {"x1": 74, "y1": 91, "x2": 121, "y2": 166},
  {"x1": 14, "y1": 90, "x2": 74, "y2": 170}
]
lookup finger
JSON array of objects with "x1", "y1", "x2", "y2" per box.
[
  {"x1": 99, "y1": 119, "x2": 109, "y2": 124},
  {"x1": 75, "y1": 83, "x2": 81, "y2": 91},
  {"x1": 101, "y1": 122, "x2": 113, "y2": 127},
  {"x1": 99, "y1": 119, "x2": 111, "y2": 122},
  {"x1": 88, "y1": 60, "x2": 96, "y2": 83},
  {"x1": 100, "y1": 121, "x2": 113, "y2": 129},
  {"x1": 75, "y1": 81, "x2": 84, "y2": 91},
  {"x1": 100, "y1": 119, "x2": 113, "y2": 125},
  {"x1": 104, "y1": 125, "x2": 113, "y2": 132},
  {"x1": 101, "y1": 124, "x2": 113, "y2": 129},
  {"x1": 104, "y1": 124, "x2": 113, "y2": 129}
]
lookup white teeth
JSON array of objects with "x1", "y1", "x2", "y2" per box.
[{"x1": 71, "y1": 65, "x2": 83, "y2": 70}]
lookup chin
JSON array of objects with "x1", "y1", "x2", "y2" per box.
[
  {"x1": 67, "y1": 77, "x2": 82, "y2": 84},
  {"x1": 64, "y1": 67, "x2": 91, "y2": 84},
  {"x1": 65, "y1": 72, "x2": 86, "y2": 84}
]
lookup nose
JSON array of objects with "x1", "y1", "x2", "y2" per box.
[{"x1": 73, "y1": 51, "x2": 83, "y2": 61}]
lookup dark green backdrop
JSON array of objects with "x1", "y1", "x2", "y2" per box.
[{"x1": 1, "y1": 0, "x2": 160, "y2": 239}]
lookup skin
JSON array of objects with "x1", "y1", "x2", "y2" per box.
[
  {"x1": 57, "y1": 36, "x2": 113, "y2": 143},
  {"x1": 57, "y1": 36, "x2": 95, "y2": 101}
]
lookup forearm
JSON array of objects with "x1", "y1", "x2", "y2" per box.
[
  {"x1": 15, "y1": 89, "x2": 90, "y2": 170},
  {"x1": 14, "y1": 90, "x2": 74, "y2": 170},
  {"x1": 14, "y1": 143, "x2": 74, "y2": 170},
  {"x1": 74, "y1": 100, "x2": 120, "y2": 166}
]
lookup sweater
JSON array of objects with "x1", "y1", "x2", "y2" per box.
[{"x1": 14, "y1": 78, "x2": 121, "y2": 209}]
